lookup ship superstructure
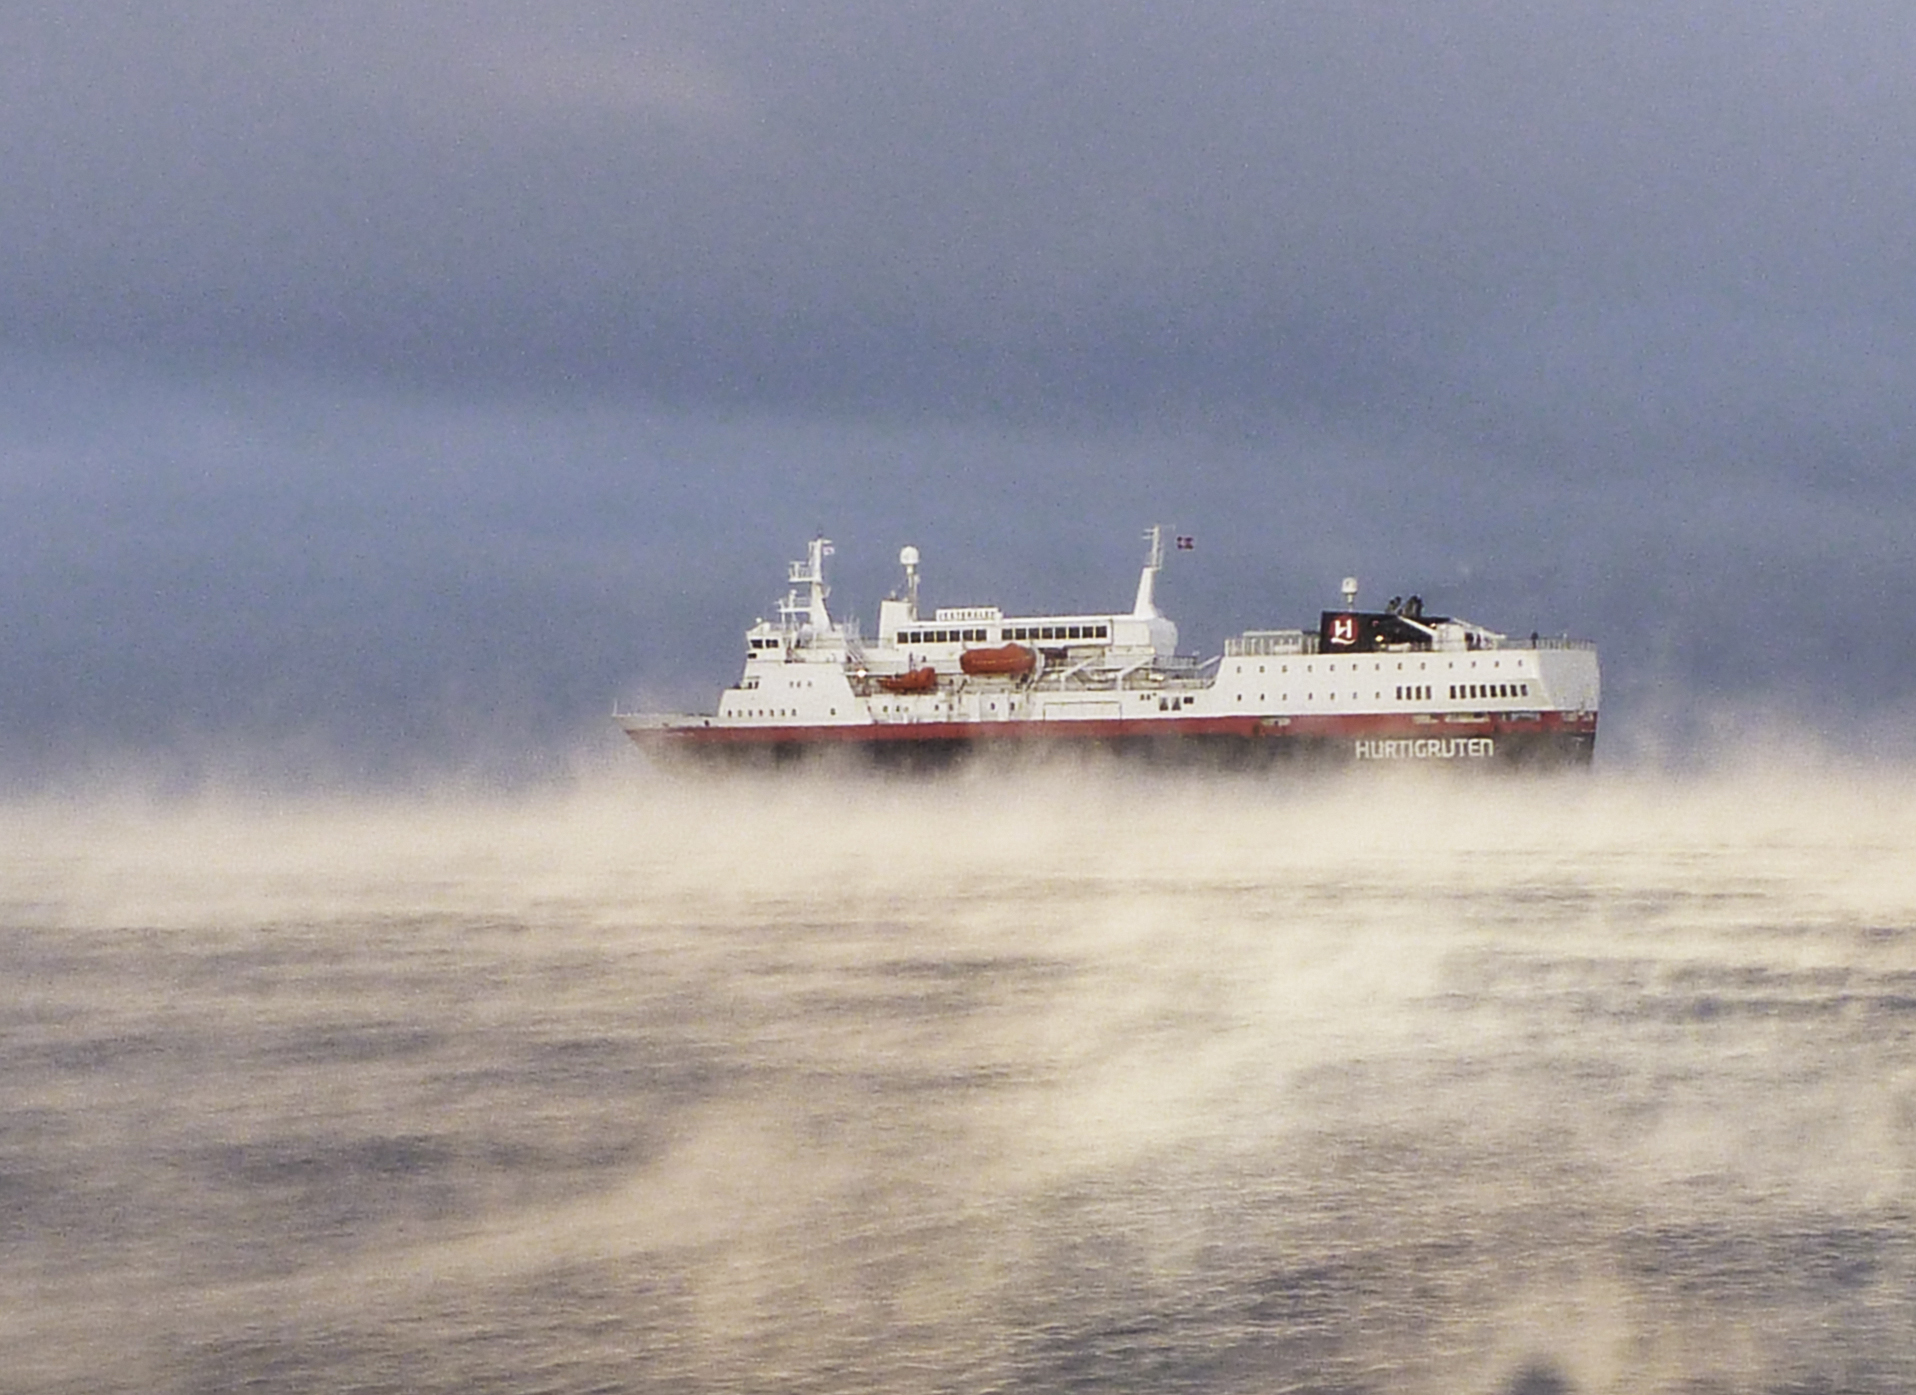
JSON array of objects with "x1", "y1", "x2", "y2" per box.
[{"x1": 618, "y1": 529, "x2": 1599, "y2": 765}]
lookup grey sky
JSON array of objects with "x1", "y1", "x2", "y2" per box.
[{"x1": 4, "y1": 3, "x2": 1915, "y2": 777}]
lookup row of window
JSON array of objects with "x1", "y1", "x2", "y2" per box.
[
  {"x1": 1228, "y1": 683, "x2": 1530, "y2": 704},
  {"x1": 1004, "y1": 623, "x2": 1109, "y2": 643},
  {"x1": 900, "y1": 627, "x2": 990, "y2": 644},
  {"x1": 896, "y1": 622, "x2": 1113, "y2": 645}
]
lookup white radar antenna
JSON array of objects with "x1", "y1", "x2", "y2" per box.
[{"x1": 899, "y1": 545, "x2": 921, "y2": 618}]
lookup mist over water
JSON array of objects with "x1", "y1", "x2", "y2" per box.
[{"x1": 3, "y1": 763, "x2": 1914, "y2": 1393}]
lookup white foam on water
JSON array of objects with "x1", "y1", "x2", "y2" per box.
[{"x1": 1, "y1": 759, "x2": 1912, "y2": 1391}]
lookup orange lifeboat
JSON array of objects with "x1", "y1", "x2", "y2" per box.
[
  {"x1": 959, "y1": 642, "x2": 1037, "y2": 677},
  {"x1": 877, "y1": 666, "x2": 939, "y2": 694}
]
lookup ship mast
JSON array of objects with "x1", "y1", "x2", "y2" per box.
[
  {"x1": 779, "y1": 536, "x2": 834, "y2": 634},
  {"x1": 1131, "y1": 525, "x2": 1166, "y2": 619}
]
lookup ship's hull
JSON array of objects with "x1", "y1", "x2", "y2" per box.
[{"x1": 622, "y1": 710, "x2": 1597, "y2": 771}]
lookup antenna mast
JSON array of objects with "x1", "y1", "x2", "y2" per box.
[{"x1": 780, "y1": 536, "x2": 834, "y2": 631}]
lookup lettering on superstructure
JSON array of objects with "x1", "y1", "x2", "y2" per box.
[{"x1": 1353, "y1": 737, "x2": 1496, "y2": 760}]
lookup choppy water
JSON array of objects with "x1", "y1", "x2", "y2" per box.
[{"x1": 3, "y1": 763, "x2": 1914, "y2": 1394}]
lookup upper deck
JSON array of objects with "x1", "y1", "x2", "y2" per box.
[{"x1": 618, "y1": 529, "x2": 1599, "y2": 737}]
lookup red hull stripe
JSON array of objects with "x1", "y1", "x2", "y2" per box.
[{"x1": 629, "y1": 711, "x2": 1597, "y2": 748}]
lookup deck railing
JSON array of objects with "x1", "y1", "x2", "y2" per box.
[
  {"x1": 1223, "y1": 630, "x2": 1316, "y2": 657},
  {"x1": 1220, "y1": 631, "x2": 1593, "y2": 655},
  {"x1": 1488, "y1": 635, "x2": 1597, "y2": 651}
]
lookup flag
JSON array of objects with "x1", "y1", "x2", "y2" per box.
[{"x1": 1175, "y1": 535, "x2": 1194, "y2": 551}]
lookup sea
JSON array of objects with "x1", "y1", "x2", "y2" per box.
[{"x1": 3, "y1": 758, "x2": 1913, "y2": 1394}]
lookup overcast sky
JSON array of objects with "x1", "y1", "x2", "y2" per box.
[{"x1": 5, "y1": 2, "x2": 1916, "y2": 780}]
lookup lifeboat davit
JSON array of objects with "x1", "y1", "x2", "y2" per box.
[
  {"x1": 960, "y1": 642, "x2": 1037, "y2": 677},
  {"x1": 877, "y1": 666, "x2": 939, "y2": 694}
]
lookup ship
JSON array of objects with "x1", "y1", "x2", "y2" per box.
[{"x1": 617, "y1": 529, "x2": 1599, "y2": 767}]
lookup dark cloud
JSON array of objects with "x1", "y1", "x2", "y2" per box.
[{"x1": 7, "y1": 3, "x2": 1916, "y2": 416}]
